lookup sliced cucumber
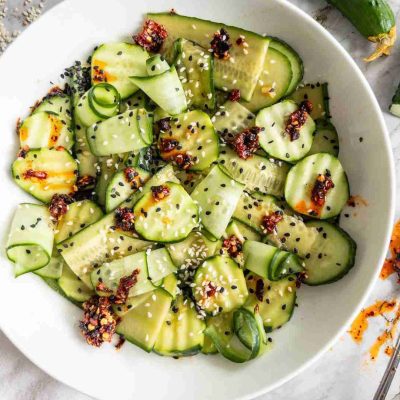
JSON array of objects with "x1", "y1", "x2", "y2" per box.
[
  {"x1": 120, "y1": 90, "x2": 148, "y2": 112},
  {"x1": 91, "y1": 42, "x2": 149, "y2": 99},
  {"x1": 105, "y1": 166, "x2": 151, "y2": 213},
  {"x1": 58, "y1": 264, "x2": 94, "y2": 302},
  {"x1": 218, "y1": 147, "x2": 290, "y2": 197},
  {"x1": 6, "y1": 204, "x2": 54, "y2": 276},
  {"x1": 256, "y1": 100, "x2": 315, "y2": 162},
  {"x1": 290, "y1": 83, "x2": 330, "y2": 120},
  {"x1": 160, "y1": 273, "x2": 179, "y2": 299},
  {"x1": 74, "y1": 118, "x2": 98, "y2": 178},
  {"x1": 243, "y1": 240, "x2": 278, "y2": 279},
  {"x1": 116, "y1": 287, "x2": 173, "y2": 352},
  {"x1": 147, "y1": 248, "x2": 177, "y2": 283},
  {"x1": 86, "y1": 108, "x2": 149, "y2": 156},
  {"x1": 35, "y1": 254, "x2": 64, "y2": 279},
  {"x1": 202, "y1": 333, "x2": 218, "y2": 355},
  {"x1": 193, "y1": 255, "x2": 248, "y2": 314},
  {"x1": 149, "y1": 13, "x2": 270, "y2": 101},
  {"x1": 174, "y1": 38, "x2": 215, "y2": 111},
  {"x1": 240, "y1": 46, "x2": 292, "y2": 112},
  {"x1": 130, "y1": 66, "x2": 187, "y2": 115},
  {"x1": 307, "y1": 119, "x2": 339, "y2": 157},
  {"x1": 174, "y1": 169, "x2": 205, "y2": 194},
  {"x1": 137, "y1": 107, "x2": 154, "y2": 145},
  {"x1": 191, "y1": 165, "x2": 244, "y2": 239},
  {"x1": 113, "y1": 291, "x2": 153, "y2": 317},
  {"x1": 269, "y1": 250, "x2": 304, "y2": 281},
  {"x1": 55, "y1": 200, "x2": 103, "y2": 243},
  {"x1": 154, "y1": 295, "x2": 205, "y2": 356},
  {"x1": 12, "y1": 148, "x2": 77, "y2": 203},
  {"x1": 19, "y1": 111, "x2": 73, "y2": 150},
  {"x1": 303, "y1": 221, "x2": 356, "y2": 285},
  {"x1": 158, "y1": 110, "x2": 219, "y2": 171},
  {"x1": 245, "y1": 274, "x2": 296, "y2": 331},
  {"x1": 268, "y1": 38, "x2": 303, "y2": 95},
  {"x1": 146, "y1": 54, "x2": 170, "y2": 76},
  {"x1": 225, "y1": 220, "x2": 261, "y2": 242},
  {"x1": 285, "y1": 153, "x2": 349, "y2": 219}
]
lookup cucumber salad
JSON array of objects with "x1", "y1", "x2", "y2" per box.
[{"x1": 5, "y1": 12, "x2": 356, "y2": 363}]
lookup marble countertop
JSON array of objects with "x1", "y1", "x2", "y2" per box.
[{"x1": 1, "y1": 0, "x2": 400, "y2": 399}]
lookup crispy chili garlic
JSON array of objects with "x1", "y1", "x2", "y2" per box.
[
  {"x1": 205, "y1": 281, "x2": 217, "y2": 298},
  {"x1": 114, "y1": 207, "x2": 136, "y2": 232},
  {"x1": 124, "y1": 167, "x2": 142, "y2": 190},
  {"x1": 133, "y1": 19, "x2": 168, "y2": 53},
  {"x1": 175, "y1": 153, "x2": 194, "y2": 170},
  {"x1": 159, "y1": 138, "x2": 179, "y2": 153},
  {"x1": 210, "y1": 28, "x2": 231, "y2": 60},
  {"x1": 228, "y1": 88, "x2": 241, "y2": 102},
  {"x1": 261, "y1": 210, "x2": 284, "y2": 234},
  {"x1": 92, "y1": 65, "x2": 106, "y2": 83},
  {"x1": 311, "y1": 170, "x2": 335, "y2": 207},
  {"x1": 17, "y1": 146, "x2": 29, "y2": 159},
  {"x1": 22, "y1": 169, "x2": 48, "y2": 180},
  {"x1": 255, "y1": 278, "x2": 264, "y2": 302},
  {"x1": 285, "y1": 100, "x2": 313, "y2": 141},
  {"x1": 222, "y1": 235, "x2": 243, "y2": 258},
  {"x1": 79, "y1": 296, "x2": 118, "y2": 347},
  {"x1": 231, "y1": 126, "x2": 261, "y2": 160},
  {"x1": 76, "y1": 175, "x2": 95, "y2": 191},
  {"x1": 49, "y1": 194, "x2": 74, "y2": 221},
  {"x1": 114, "y1": 269, "x2": 140, "y2": 305},
  {"x1": 151, "y1": 185, "x2": 170, "y2": 201},
  {"x1": 157, "y1": 117, "x2": 172, "y2": 133},
  {"x1": 95, "y1": 280, "x2": 114, "y2": 294}
]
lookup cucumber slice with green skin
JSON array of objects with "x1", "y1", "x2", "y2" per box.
[
  {"x1": 146, "y1": 54, "x2": 170, "y2": 76},
  {"x1": 57, "y1": 212, "x2": 151, "y2": 285},
  {"x1": 268, "y1": 38, "x2": 304, "y2": 96},
  {"x1": 218, "y1": 147, "x2": 290, "y2": 197},
  {"x1": 91, "y1": 42, "x2": 149, "y2": 99},
  {"x1": 154, "y1": 295, "x2": 205, "y2": 357},
  {"x1": 204, "y1": 312, "x2": 253, "y2": 363},
  {"x1": 116, "y1": 287, "x2": 173, "y2": 352},
  {"x1": 74, "y1": 117, "x2": 98, "y2": 178},
  {"x1": 6, "y1": 204, "x2": 54, "y2": 276},
  {"x1": 212, "y1": 100, "x2": 255, "y2": 137},
  {"x1": 130, "y1": 66, "x2": 187, "y2": 115},
  {"x1": 307, "y1": 119, "x2": 339, "y2": 157},
  {"x1": 290, "y1": 83, "x2": 330, "y2": 120},
  {"x1": 174, "y1": 38, "x2": 215, "y2": 111},
  {"x1": 273, "y1": 252, "x2": 304, "y2": 281},
  {"x1": 256, "y1": 100, "x2": 316, "y2": 162},
  {"x1": 240, "y1": 46, "x2": 292, "y2": 112},
  {"x1": 160, "y1": 273, "x2": 179, "y2": 299},
  {"x1": 303, "y1": 221, "x2": 357, "y2": 285},
  {"x1": 245, "y1": 274, "x2": 297, "y2": 332},
  {"x1": 174, "y1": 169, "x2": 205, "y2": 194},
  {"x1": 86, "y1": 108, "x2": 149, "y2": 156},
  {"x1": 158, "y1": 110, "x2": 219, "y2": 171},
  {"x1": 134, "y1": 182, "x2": 199, "y2": 242},
  {"x1": 193, "y1": 255, "x2": 248, "y2": 315},
  {"x1": 390, "y1": 81, "x2": 400, "y2": 117},
  {"x1": 225, "y1": 220, "x2": 261, "y2": 242},
  {"x1": 166, "y1": 231, "x2": 220, "y2": 268},
  {"x1": 202, "y1": 333, "x2": 218, "y2": 355},
  {"x1": 91, "y1": 251, "x2": 154, "y2": 297},
  {"x1": 75, "y1": 84, "x2": 120, "y2": 127},
  {"x1": 191, "y1": 165, "x2": 244, "y2": 239},
  {"x1": 120, "y1": 90, "x2": 148, "y2": 113},
  {"x1": 149, "y1": 13, "x2": 270, "y2": 102},
  {"x1": 105, "y1": 166, "x2": 151, "y2": 213},
  {"x1": 12, "y1": 148, "x2": 77, "y2": 203},
  {"x1": 55, "y1": 200, "x2": 103, "y2": 243},
  {"x1": 35, "y1": 254, "x2": 64, "y2": 279},
  {"x1": 137, "y1": 108, "x2": 154, "y2": 145},
  {"x1": 19, "y1": 111, "x2": 73, "y2": 150},
  {"x1": 147, "y1": 248, "x2": 177, "y2": 283},
  {"x1": 243, "y1": 240, "x2": 278, "y2": 279},
  {"x1": 58, "y1": 264, "x2": 94, "y2": 302},
  {"x1": 285, "y1": 153, "x2": 349, "y2": 219},
  {"x1": 113, "y1": 291, "x2": 153, "y2": 317}
]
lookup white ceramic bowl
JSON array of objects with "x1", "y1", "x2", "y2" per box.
[{"x1": 0, "y1": 0, "x2": 395, "y2": 399}]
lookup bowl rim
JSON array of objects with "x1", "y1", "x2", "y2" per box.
[{"x1": 0, "y1": 0, "x2": 395, "y2": 398}]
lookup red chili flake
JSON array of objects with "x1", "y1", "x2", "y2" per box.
[
  {"x1": 222, "y1": 235, "x2": 243, "y2": 258},
  {"x1": 115, "y1": 335, "x2": 126, "y2": 350},
  {"x1": 210, "y1": 28, "x2": 231, "y2": 60},
  {"x1": 76, "y1": 175, "x2": 95, "y2": 191},
  {"x1": 255, "y1": 279, "x2": 265, "y2": 302},
  {"x1": 49, "y1": 194, "x2": 73, "y2": 221},
  {"x1": 151, "y1": 185, "x2": 170, "y2": 201},
  {"x1": 236, "y1": 37, "x2": 244, "y2": 45},
  {"x1": 133, "y1": 19, "x2": 168, "y2": 53},
  {"x1": 295, "y1": 271, "x2": 307, "y2": 288},
  {"x1": 311, "y1": 170, "x2": 335, "y2": 207},
  {"x1": 22, "y1": 169, "x2": 48, "y2": 180},
  {"x1": 157, "y1": 117, "x2": 172, "y2": 132},
  {"x1": 114, "y1": 269, "x2": 140, "y2": 305},
  {"x1": 159, "y1": 138, "x2": 179, "y2": 153},
  {"x1": 228, "y1": 89, "x2": 241, "y2": 102},
  {"x1": 95, "y1": 281, "x2": 114, "y2": 294},
  {"x1": 79, "y1": 296, "x2": 118, "y2": 347},
  {"x1": 17, "y1": 146, "x2": 29, "y2": 159},
  {"x1": 285, "y1": 100, "x2": 313, "y2": 141},
  {"x1": 175, "y1": 153, "x2": 193, "y2": 170},
  {"x1": 231, "y1": 126, "x2": 261, "y2": 159},
  {"x1": 205, "y1": 281, "x2": 217, "y2": 298},
  {"x1": 114, "y1": 207, "x2": 135, "y2": 232},
  {"x1": 261, "y1": 210, "x2": 283, "y2": 234},
  {"x1": 124, "y1": 167, "x2": 140, "y2": 186}
]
